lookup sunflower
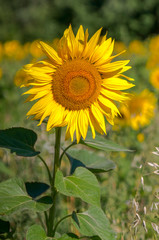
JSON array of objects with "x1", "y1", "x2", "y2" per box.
[
  {"x1": 15, "y1": 25, "x2": 134, "y2": 142},
  {"x1": 150, "y1": 68, "x2": 159, "y2": 89},
  {"x1": 116, "y1": 89, "x2": 156, "y2": 130}
]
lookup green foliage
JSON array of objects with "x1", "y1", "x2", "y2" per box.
[
  {"x1": 81, "y1": 132, "x2": 132, "y2": 152},
  {"x1": 0, "y1": 178, "x2": 52, "y2": 215},
  {"x1": 26, "y1": 225, "x2": 49, "y2": 240},
  {"x1": 72, "y1": 206, "x2": 116, "y2": 240},
  {"x1": 55, "y1": 167, "x2": 101, "y2": 207},
  {"x1": 66, "y1": 148, "x2": 116, "y2": 174},
  {"x1": 0, "y1": 0, "x2": 159, "y2": 42},
  {"x1": 0, "y1": 127, "x2": 40, "y2": 157},
  {"x1": 25, "y1": 182, "x2": 50, "y2": 198}
]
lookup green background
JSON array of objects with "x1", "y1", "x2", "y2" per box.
[{"x1": 0, "y1": 0, "x2": 159, "y2": 43}]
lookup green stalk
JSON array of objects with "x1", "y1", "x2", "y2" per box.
[
  {"x1": 52, "y1": 214, "x2": 72, "y2": 235},
  {"x1": 59, "y1": 141, "x2": 76, "y2": 164},
  {"x1": 37, "y1": 155, "x2": 52, "y2": 184},
  {"x1": 47, "y1": 127, "x2": 62, "y2": 237}
]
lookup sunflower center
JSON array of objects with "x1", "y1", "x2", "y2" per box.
[
  {"x1": 69, "y1": 76, "x2": 89, "y2": 96},
  {"x1": 52, "y1": 59, "x2": 102, "y2": 110}
]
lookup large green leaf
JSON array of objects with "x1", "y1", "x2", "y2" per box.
[
  {"x1": 80, "y1": 132, "x2": 132, "y2": 152},
  {"x1": 57, "y1": 233, "x2": 79, "y2": 239},
  {"x1": 0, "y1": 178, "x2": 52, "y2": 215},
  {"x1": 26, "y1": 225, "x2": 49, "y2": 240},
  {"x1": 72, "y1": 206, "x2": 116, "y2": 240},
  {"x1": 0, "y1": 127, "x2": 40, "y2": 157},
  {"x1": 55, "y1": 167, "x2": 100, "y2": 207},
  {"x1": 26, "y1": 225, "x2": 78, "y2": 240},
  {"x1": 66, "y1": 149, "x2": 116, "y2": 174}
]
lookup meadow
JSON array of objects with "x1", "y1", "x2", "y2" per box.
[{"x1": 0, "y1": 32, "x2": 159, "y2": 240}]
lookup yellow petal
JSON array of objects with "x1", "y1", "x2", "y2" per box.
[
  {"x1": 92, "y1": 39, "x2": 114, "y2": 64},
  {"x1": 101, "y1": 87, "x2": 129, "y2": 102},
  {"x1": 89, "y1": 108, "x2": 105, "y2": 135},
  {"x1": 91, "y1": 103, "x2": 106, "y2": 134},
  {"x1": 78, "y1": 109, "x2": 89, "y2": 140},
  {"x1": 27, "y1": 94, "x2": 53, "y2": 116},
  {"x1": 47, "y1": 103, "x2": 67, "y2": 130},
  {"x1": 82, "y1": 28, "x2": 102, "y2": 59},
  {"x1": 102, "y1": 78, "x2": 135, "y2": 90},
  {"x1": 98, "y1": 94, "x2": 120, "y2": 115},
  {"x1": 24, "y1": 68, "x2": 53, "y2": 82},
  {"x1": 97, "y1": 60, "x2": 130, "y2": 73},
  {"x1": 75, "y1": 112, "x2": 82, "y2": 143},
  {"x1": 75, "y1": 25, "x2": 85, "y2": 57},
  {"x1": 66, "y1": 25, "x2": 77, "y2": 58},
  {"x1": 39, "y1": 41, "x2": 62, "y2": 65},
  {"x1": 38, "y1": 101, "x2": 54, "y2": 125}
]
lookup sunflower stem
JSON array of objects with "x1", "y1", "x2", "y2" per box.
[
  {"x1": 47, "y1": 127, "x2": 61, "y2": 237},
  {"x1": 59, "y1": 141, "x2": 76, "y2": 164},
  {"x1": 37, "y1": 155, "x2": 52, "y2": 184}
]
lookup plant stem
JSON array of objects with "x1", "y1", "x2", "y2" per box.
[
  {"x1": 59, "y1": 141, "x2": 76, "y2": 164},
  {"x1": 47, "y1": 127, "x2": 62, "y2": 237},
  {"x1": 38, "y1": 155, "x2": 52, "y2": 184},
  {"x1": 52, "y1": 214, "x2": 72, "y2": 235}
]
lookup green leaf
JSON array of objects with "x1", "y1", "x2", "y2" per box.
[
  {"x1": 0, "y1": 127, "x2": 40, "y2": 157},
  {"x1": 25, "y1": 182, "x2": 50, "y2": 198},
  {"x1": 72, "y1": 211, "x2": 80, "y2": 228},
  {"x1": 66, "y1": 149, "x2": 116, "y2": 174},
  {"x1": 35, "y1": 196, "x2": 53, "y2": 212},
  {"x1": 80, "y1": 132, "x2": 132, "y2": 152},
  {"x1": 57, "y1": 233, "x2": 79, "y2": 239},
  {"x1": 27, "y1": 225, "x2": 64, "y2": 240},
  {"x1": 55, "y1": 167, "x2": 100, "y2": 207},
  {"x1": 26, "y1": 225, "x2": 48, "y2": 240},
  {"x1": 72, "y1": 206, "x2": 116, "y2": 240},
  {"x1": 91, "y1": 237, "x2": 102, "y2": 240},
  {"x1": 0, "y1": 178, "x2": 52, "y2": 216}
]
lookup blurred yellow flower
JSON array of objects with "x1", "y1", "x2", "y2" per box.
[
  {"x1": 128, "y1": 40, "x2": 146, "y2": 55},
  {"x1": 150, "y1": 68, "x2": 159, "y2": 89},
  {"x1": 149, "y1": 35, "x2": 159, "y2": 54},
  {"x1": 0, "y1": 42, "x2": 3, "y2": 60},
  {"x1": 137, "y1": 133, "x2": 144, "y2": 142},
  {"x1": 146, "y1": 35, "x2": 159, "y2": 69},
  {"x1": 146, "y1": 54, "x2": 159, "y2": 69},
  {"x1": 116, "y1": 89, "x2": 156, "y2": 130},
  {"x1": 16, "y1": 25, "x2": 134, "y2": 142},
  {"x1": 3, "y1": 40, "x2": 26, "y2": 60}
]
